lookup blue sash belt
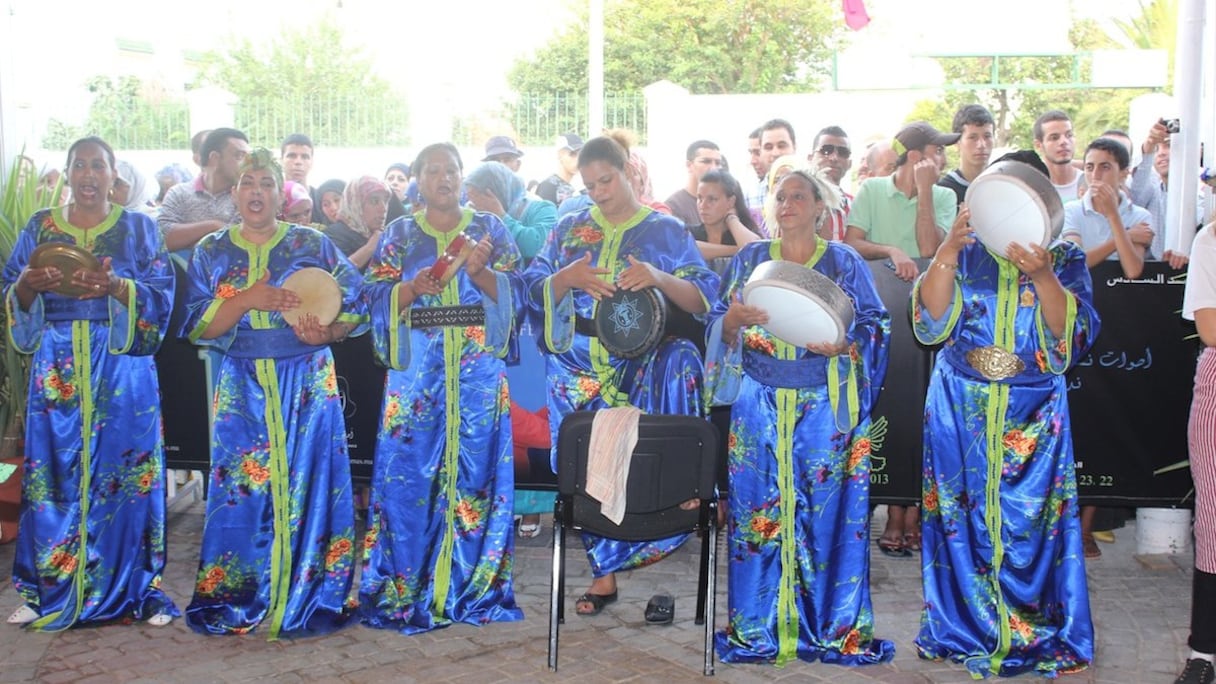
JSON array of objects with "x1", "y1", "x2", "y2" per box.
[
  {"x1": 227, "y1": 328, "x2": 326, "y2": 359},
  {"x1": 44, "y1": 297, "x2": 109, "y2": 321},
  {"x1": 742, "y1": 348, "x2": 827, "y2": 389}
]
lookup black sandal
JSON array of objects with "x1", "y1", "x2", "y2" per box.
[
  {"x1": 644, "y1": 593, "x2": 675, "y2": 624},
  {"x1": 575, "y1": 591, "x2": 618, "y2": 616}
]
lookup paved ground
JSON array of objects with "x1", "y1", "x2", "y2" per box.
[{"x1": 0, "y1": 491, "x2": 1196, "y2": 683}]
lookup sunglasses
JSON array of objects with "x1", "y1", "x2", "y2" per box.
[{"x1": 816, "y1": 144, "x2": 851, "y2": 159}]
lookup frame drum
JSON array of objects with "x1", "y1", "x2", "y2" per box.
[
  {"x1": 594, "y1": 287, "x2": 667, "y2": 359},
  {"x1": 741, "y1": 260, "x2": 854, "y2": 348},
  {"x1": 429, "y1": 231, "x2": 476, "y2": 285},
  {"x1": 965, "y1": 160, "x2": 1064, "y2": 256},
  {"x1": 29, "y1": 242, "x2": 103, "y2": 297},
  {"x1": 281, "y1": 267, "x2": 341, "y2": 327}
]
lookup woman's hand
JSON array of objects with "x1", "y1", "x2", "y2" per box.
[
  {"x1": 237, "y1": 272, "x2": 301, "y2": 313},
  {"x1": 806, "y1": 340, "x2": 849, "y2": 357},
  {"x1": 464, "y1": 237, "x2": 494, "y2": 278},
  {"x1": 937, "y1": 206, "x2": 974, "y2": 262},
  {"x1": 408, "y1": 268, "x2": 444, "y2": 298},
  {"x1": 17, "y1": 264, "x2": 63, "y2": 295},
  {"x1": 291, "y1": 312, "x2": 329, "y2": 345},
  {"x1": 555, "y1": 252, "x2": 615, "y2": 300},
  {"x1": 616, "y1": 255, "x2": 659, "y2": 291},
  {"x1": 1006, "y1": 242, "x2": 1053, "y2": 279},
  {"x1": 722, "y1": 293, "x2": 768, "y2": 343},
  {"x1": 72, "y1": 257, "x2": 112, "y2": 299},
  {"x1": 466, "y1": 187, "x2": 505, "y2": 217}
]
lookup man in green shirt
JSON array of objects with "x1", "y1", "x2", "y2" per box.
[{"x1": 846, "y1": 121, "x2": 959, "y2": 281}]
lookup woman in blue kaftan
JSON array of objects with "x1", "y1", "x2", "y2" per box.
[
  {"x1": 359, "y1": 143, "x2": 524, "y2": 634},
  {"x1": 705, "y1": 170, "x2": 892, "y2": 666},
  {"x1": 3, "y1": 137, "x2": 178, "y2": 630},
  {"x1": 522, "y1": 135, "x2": 718, "y2": 615},
  {"x1": 912, "y1": 199, "x2": 1098, "y2": 678},
  {"x1": 181, "y1": 149, "x2": 366, "y2": 639}
]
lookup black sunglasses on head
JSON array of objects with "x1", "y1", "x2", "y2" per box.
[{"x1": 817, "y1": 144, "x2": 851, "y2": 159}]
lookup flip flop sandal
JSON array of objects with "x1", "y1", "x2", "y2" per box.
[
  {"x1": 575, "y1": 591, "x2": 618, "y2": 617},
  {"x1": 876, "y1": 536, "x2": 910, "y2": 558},
  {"x1": 904, "y1": 532, "x2": 922, "y2": 552},
  {"x1": 645, "y1": 593, "x2": 675, "y2": 624}
]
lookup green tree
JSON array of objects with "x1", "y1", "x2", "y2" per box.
[
  {"x1": 41, "y1": 76, "x2": 189, "y2": 151},
  {"x1": 195, "y1": 20, "x2": 407, "y2": 147},
  {"x1": 509, "y1": 0, "x2": 846, "y2": 95},
  {"x1": 908, "y1": 1, "x2": 1174, "y2": 155}
]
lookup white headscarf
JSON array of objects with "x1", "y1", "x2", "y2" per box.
[{"x1": 115, "y1": 160, "x2": 157, "y2": 213}]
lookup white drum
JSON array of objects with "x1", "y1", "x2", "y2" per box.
[
  {"x1": 741, "y1": 260, "x2": 854, "y2": 348},
  {"x1": 281, "y1": 267, "x2": 341, "y2": 327},
  {"x1": 965, "y1": 160, "x2": 1064, "y2": 257}
]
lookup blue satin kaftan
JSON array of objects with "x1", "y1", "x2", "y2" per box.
[
  {"x1": 705, "y1": 239, "x2": 893, "y2": 666},
  {"x1": 181, "y1": 223, "x2": 367, "y2": 639},
  {"x1": 522, "y1": 206, "x2": 718, "y2": 576},
  {"x1": 911, "y1": 240, "x2": 1098, "y2": 678},
  {"x1": 3, "y1": 207, "x2": 178, "y2": 630},
  {"x1": 358, "y1": 209, "x2": 525, "y2": 634}
]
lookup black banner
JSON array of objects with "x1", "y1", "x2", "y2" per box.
[
  {"x1": 866, "y1": 259, "x2": 932, "y2": 505},
  {"x1": 159, "y1": 260, "x2": 1198, "y2": 505},
  {"x1": 1067, "y1": 261, "x2": 1196, "y2": 506}
]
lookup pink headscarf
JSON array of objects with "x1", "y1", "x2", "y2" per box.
[{"x1": 280, "y1": 181, "x2": 313, "y2": 220}]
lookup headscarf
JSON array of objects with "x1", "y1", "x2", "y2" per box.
[
  {"x1": 464, "y1": 162, "x2": 527, "y2": 220},
  {"x1": 114, "y1": 160, "x2": 157, "y2": 212},
  {"x1": 338, "y1": 175, "x2": 391, "y2": 236},
  {"x1": 155, "y1": 162, "x2": 193, "y2": 185},
  {"x1": 236, "y1": 147, "x2": 283, "y2": 190},
  {"x1": 279, "y1": 180, "x2": 313, "y2": 220},
  {"x1": 627, "y1": 151, "x2": 656, "y2": 204},
  {"x1": 384, "y1": 162, "x2": 410, "y2": 178}
]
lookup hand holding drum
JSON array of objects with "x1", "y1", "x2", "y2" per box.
[
  {"x1": 964, "y1": 160, "x2": 1063, "y2": 257},
  {"x1": 26, "y1": 243, "x2": 109, "y2": 298},
  {"x1": 428, "y1": 231, "x2": 476, "y2": 285},
  {"x1": 740, "y1": 261, "x2": 854, "y2": 355},
  {"x1": 240, "y1": 272, "x2": 302, "y2": 313}
]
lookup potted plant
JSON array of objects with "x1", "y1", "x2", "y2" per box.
[{"x1": 0, "y1": 153, "x2": 60, "y2": 459}]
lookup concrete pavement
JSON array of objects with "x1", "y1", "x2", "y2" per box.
[{"x1": 0, "y1": 496, "x2": 1195, "y2": 683}]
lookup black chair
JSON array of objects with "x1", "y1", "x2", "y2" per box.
[{"x1": 547, "y1": 411, "x2": 719, "y2": 676}]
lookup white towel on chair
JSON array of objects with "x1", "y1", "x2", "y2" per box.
[{"x1": 584, "y1": 406, "x2": 643, "y2": 524}]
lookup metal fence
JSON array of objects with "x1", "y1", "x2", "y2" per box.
[
  {"x1": 233, "y1": 98, "x2": 411, "y2": 149},
  {"x1": 41, "y1": 91, "x2": 646, "y2": 151},
  {"x1": 501, "y1": 93, "x2": 647, "y2": 146}
]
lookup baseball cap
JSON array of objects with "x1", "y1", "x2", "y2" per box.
[
  {"x1": 482, "y1": 136, "x2": 523, "y2": 161},
  {"x1": 555, "y1": 133, "x2": 585, "y2": 152},
  {"x1": 893, "y1": 121, "x2": 961, "y2": 155}
]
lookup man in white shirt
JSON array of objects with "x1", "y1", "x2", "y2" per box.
[{"x1": 1033, "y1": 110, "x2": 1082, "y2": 204}]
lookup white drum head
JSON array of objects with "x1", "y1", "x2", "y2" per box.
[
  {"x1": 745, "y1": 282, "x2": 843, "y2": 347},
  {"x1": 281, "y1": 267, "x2": 341, "y2": 327},
  {"x1": 966, "y1": 162, "x2": 1060, "y2": 257}
]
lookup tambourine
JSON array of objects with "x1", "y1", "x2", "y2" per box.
[
  {"x1": 741, "y1": 260, "x2": 854, "y2": 348},
  {"x1": 428, "y1": 231, "x2": 476, "y2": 285},
  {"x1": 594, "y1": 287, "x2": 668, "y2": 359},
  {"x1": 965, "y1": 160, "x2": 1064, "y2": 256},
  {"x1": 29, "y1": 242, "x2": 103, "y2": 297},
  {"x1": 280, "y1": 267, "x2": 341, "y2": 327}
]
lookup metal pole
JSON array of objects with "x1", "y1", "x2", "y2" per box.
[
  {"x1": 1165, "y1": 0, "x2": 1208, "y2": 254},
  {"x1": 588, "y1": 0, "x2": 604, "y2": 138}
]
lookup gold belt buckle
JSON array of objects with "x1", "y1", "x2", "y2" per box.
[{"x1": 965, "y1": 345, "x2": 1026, "y2": 381}]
